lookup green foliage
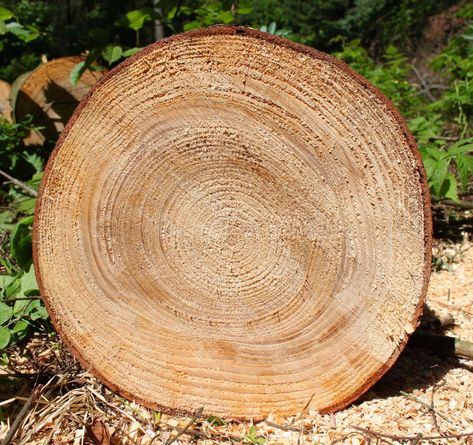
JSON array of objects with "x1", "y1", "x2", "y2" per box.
[
  {"x1": 0, "y1": 265, "x2": 48, "y2": 350},
  {"x1": 334, "y1": 39, "x2": 420, "y2": 116},
  {"x1": 0, "y1": 214, "x2": 50, "y2": 350},
  {"x1": 335, "y1": 16, "x2": 473, "y2": 201},
  {"x1": 115, "y1": 8, "x2": 153, "y2": 32},
  {"x1": 421, "y1": 139, "x2": 473, "y2": 200},
  {"x1": 162, "y1": 1, "x2": 253, "y2": 32},
  {"x1": 248, "y1": 0, "x2": 459, "y2": 52},
  {"x1": 245, "y1": 425, "x2": 265, "y2": 445},
  {"x1": 207, "y1": 415, "x2": 226, "y2": 426},
  {"x1": 0, "y1": 6, "x2": 39, "y2": 51},
  {"x1": 259, "y1": 22, "x2": 296, "y2": 40},
  {"x1": 0, "y1": 116, "x2": 44, "y2": 175}
]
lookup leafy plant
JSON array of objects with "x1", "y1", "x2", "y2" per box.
[
  {"x1": 0, "y1": 215, "x2": 49, "y2": 350},
  {"x1": 0, "y1": 6, "x2": 39, "y2": 51},
  {"x1": 335, "y1": 17, "x2": 473, "y2": 202},
  {"x1": 334, "y1": 38, "x2": 421, "y2": 117},
  {"x1": 259, "y1": 21, "x2": 296, "y2": 40},
  {"x1": 0, "y1": 115, "x2": 44, "y2": 176},
  {"x1": 420, "y1": 138, "x2": 473, "y2": 200},
  {"x1": 245, "y1": 425, "x2": 265, "y2": 445}
]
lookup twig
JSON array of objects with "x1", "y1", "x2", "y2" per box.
[
  {"x1": 0, "y1": 169, "x2": 38, "y2": 197},
  {"x1": 265, "y1": 419, "x2": 305, "y2": 433},
  {"x1": 171, "y1": 426, "x2": 208, "y2": 439},
  {"x1": 350, "y1": 425, "x2": 473, "y2": 442},
  {"x1": 410, "y1": 331, "x2": 473, "y2": 359},
  {"x1": 432, "y1": 197, "x2": 473, "y2": 210},
  {"x1": 163, "y1": 407, "x2": 203, "y2": 445},
  {"x1": 1, "y1": 384, "x2": 43, "y2": 445},
  {"x1": 428, "y1": 135, "x2": 459, "y2": 142},
  {"x1": 0, "y1": 297, "x2": 41, "y2": 302},
  {"x1": 400, "y1": 390, "x2": 453, "y2": 424},
  {"x1": 430, "y1": 386, "x2": 445, "y2": 437},
  {"x1": 412, "y1": 66, "x2": 435, "y2": 101}
]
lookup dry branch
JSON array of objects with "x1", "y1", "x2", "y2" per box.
[
  {"x1": 0, "y1": 169, "x2": 38, "y2": 197},
  {"x1": 410, "y1": 332, "x2": 473, "y2": 359},
  {"x1": 1, "y1": 384, "x2": 43, "y2": 445}
]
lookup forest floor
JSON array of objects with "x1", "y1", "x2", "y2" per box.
[{"x1": 1, "y1": 233, "x2": 473, "y2": 445}]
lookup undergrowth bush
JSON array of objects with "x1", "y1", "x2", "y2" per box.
[{"x1": 335, "y1": 10, "x2": 473, "y2": 201}]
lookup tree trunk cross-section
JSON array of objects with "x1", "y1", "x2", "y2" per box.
[
  {"x1": 13, "y1": 56, "x2": 104, "y2": 145},
  {"x1": 33, "y1": 26, "x2": 432, "y2": 419}
]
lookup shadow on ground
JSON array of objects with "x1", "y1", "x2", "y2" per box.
[{"x1": 358, "y1": 303, "x2": 472, "y2": 405}]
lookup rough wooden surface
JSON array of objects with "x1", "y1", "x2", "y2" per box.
[
  {"x1": 0, "y1": 80, "x2": 12, "y2": 122},
  {"x1": 33, "y1": 26, "x2": 432, "y2": 419},
  {"x1": 13, "y1": 56, "x2": 104, "y2": 144}
]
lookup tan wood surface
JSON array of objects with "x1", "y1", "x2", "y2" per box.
[
  {"x1": 33, "y1": 26, "x2": 432, "y2": 419},
  {"x1": 0, "y1": 80, "x2": 12, "y2": 121}
]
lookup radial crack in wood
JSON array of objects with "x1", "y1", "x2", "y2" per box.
[{"x1": 33, "y1": 26, "x2": 432, "y2": 419}]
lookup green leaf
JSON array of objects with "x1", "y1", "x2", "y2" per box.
[
  {"x1": 440, "y1": 173, "x2": 459, "y2": 201},
  {"x1": 217, "y1": 10, "x2": 234, "y2": 24},
  {"x1": 20, "y1": 266, "x2": 39, "y2": 297},
  {"x1": 11, "y1": 319, "x2": 29, "y2": 341},
  {"x1": 1, "y1": 275, "x2": 21, "y2": 299},
  {"x1": 448, "y1": 138, "x2": 473, "y2": 155},
  {"x1": 0, "y1": 19, "x2": 7, "y2": 35},
  {"x1": 102, "y1": 45, "x2": 123, "y2": 65},
  {"x1": 0, "y1": 210, "x2": 15, "y2": 225},
  {"x1": 0, "y1": 7, "x2": 14, "y2": 21},
  {"x1": 5, "y1": 22, "x2": 38, "y2": 42},
  {"x1": 0, "y1": 302, "x2": 12, "y2": 325},
  {"x1": 207, "y1": 415, "x2": 225, "y2": 426},
  {"x1": 13, "y1": 299, "x2": 32, "y2": 316},
  {"x1": 70, "y1": 61, "x2": 86, "y2": 86},
  {"x1": 15, "y1": 196, "x2": 36, "y2": 215},
  {"x1": 22, "y1": 152, "x2": 43, "y2": 173},
  {"x1": 30, "y1": 304, "x2": 48, "y2": 321},
  {"x1": 70, "y1": 48, "x2": 101, "y2": 86},
  {"x1": 237, "y1": 1, "x2": 253, "y2": 14},
  {"x1": 0, "y1": 327, "x2": 11, "y2": 349},
  {"x1": 122, "y1": 47, "x2": 142, "y2": 57},
  {"x1": 183, "y1": 20, "x2": 201, "y2": 31},
  {"x1": 115, "y1": 9, "x2": 152, "y2": 31},
  {"x1": 10, "y1": 216, "x2": 34, "y2": 270},
  {"x1": 424, "y1": 146, "x2": 449, "y2": 161}
]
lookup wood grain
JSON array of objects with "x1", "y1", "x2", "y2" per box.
[
  {"x1": 0, "y1": 80, "x2": 12, "y2": 122},
  {"x1": 33, "y1": 26, "x2": 432, "y2": 419}
]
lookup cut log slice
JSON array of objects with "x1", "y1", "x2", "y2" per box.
[
  {"x1": 0, "y1": 80, "x2": 12, "y2": 121},
  {"x1": 33, "y1": 27, "x2": 432, "y2": 419},
  {"x1": 13, "y1": 56, "x2": 104, "y2": 145}
]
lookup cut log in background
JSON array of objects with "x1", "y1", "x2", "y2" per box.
[
  {"x1": 12, "y1": 56, "x2": 104, "y2": 145},
  {"x1": 0, "y1": 80, "x2": 12, "y2": 122},
  {"x1": 33, "y1": 26, "x2": 432, "y2": 419}
]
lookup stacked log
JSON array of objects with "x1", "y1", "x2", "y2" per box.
[{"x1": 12, "y1": 56, "x2": 104, "y2": 145}]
